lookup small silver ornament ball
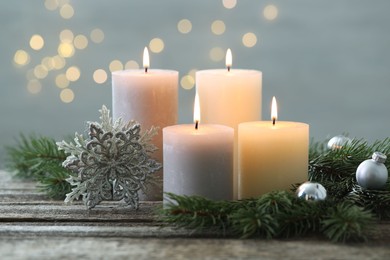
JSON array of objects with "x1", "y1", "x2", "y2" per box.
[
  {"x1": 296, "y1": 182, "x2": 327, "y2": 201},
  {"x1": 327, "y1": 135, "x2": 352, "y2": 150},
  {"x1": 356, "y1": 152, "x2": 388, "y2": 189}
]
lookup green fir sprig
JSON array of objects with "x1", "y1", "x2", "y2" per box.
[
  {"x1": 4, "y1": 134, "x2": 390, "y2": 242},
  {"x1": 5, "y1": 134, "x2": 72, "y2": 198},
  {"x1": 161, "y1": 192, "x2": 375, "y2": 243}
]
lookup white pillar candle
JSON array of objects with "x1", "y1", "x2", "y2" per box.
[
  {"x1": 196, "y1": 49, "x2": 262, "y2": 199},
  {"x1": 163, "y1": 94, "x2": 234, "y2": 200},
  {"x1": 112, "y1": 47, "x2": 178, "y2": 200},
  {"x1": 238, "y1": 97, "x2": 309, "y2": 198}
]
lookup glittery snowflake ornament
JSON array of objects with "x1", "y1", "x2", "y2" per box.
[{"x1": 57, "y1": 105, "x2": 162, "y2": 209}]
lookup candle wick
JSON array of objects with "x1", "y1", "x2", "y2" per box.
[
  {"x1": 272, "y1": 118, "x2": 276, "y2": 126},
  {"x1": 144, "y1": 67, "x2": 148, "y2": 73},
  {"x1": 195, "y1": 120, "x2": 199, "y2": 130},
  {"x1": 227, "y1": 66, "x2": 230, "y2": 72}
]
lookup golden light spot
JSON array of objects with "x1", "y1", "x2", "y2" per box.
[
  {"x1": 125, "y1": 60, "x2": 139, "y2": 69},
  {"x1": 44, "y1": 0, "x2": 59, "y2": 11},
  {"x1": 180, "y1": 75, "x2": 195, "y2": 90},
  {"x1": 55, "y1": 73, "x2": 69, "y2": 88},
  {"x1": 90, "y1": 28, "x2": 104, "y2": 43},
  {"x1": 149, "y1": 38, "x2": 164, "y2": 53},
  {"x1": 60, "y1": 88, "x2": 74, "y2": 103},
  {"x1": 209, "y1": 47, "x2": 224, "y2": 62},
  {"x1": 52, "y1": 55, "x2": 66, "y2": 70},
  {"x1": 222, "y1": 0, "x2": 237, "y2": 9},
  {"x1": 41, "y1": 57, "x2": 54, "y2": 71},
  {"x1": 58, "y1": 42, "x2": 75, "y2": 58},
  {"x1": 13, "y1": 50, "x2": 30, "y2": 66},
  {"x1": 66, "y1": 66, "x2": 80, "y2": 81},
  {"x1": 60, "y1": 4, "x2": 74, "y2": 19},
  {"x1": 177, "y1": 19, "x2": 192, "y2": 34},
  {"x1": 34, "y1": 64, "x2": 48, "y2": 79},
  {"x1": 59, "y1": 29, "x2": 74, "y2": 43},
  {"x1": 263, "y1": 5, "x2": 278, "y2": 21},
  {"x1": 29, "y1": 34, "x2": 44, "y2": 51},
  {"x1": 211, "y1": 20, "x2": 226, "y2": 35},
  {"x1": 109, "y1": 60, "x2": 123, "y2": 72},
  {"x1": 74, "y1": 34, "x2": 88, "y2": 50},
  {"x1": 93, "y1": 69, "x2": 107, "y2": 84},
  {"x1": 27, "y1": 79, "x2": 42, "y2": 94},
  {"x1": 242, "y1": 32, "x2": 257, "y2": 48}
]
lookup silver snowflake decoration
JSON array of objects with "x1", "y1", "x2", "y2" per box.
[{"x1": 57, "y1": 105, "x2": 161, "y2": 209}]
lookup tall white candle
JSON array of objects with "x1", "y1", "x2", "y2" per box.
[
  {"x1": 196, "y1": 49, "x2": 262, "y2": 199},
  {"x1": 238, "y1": 97, "x2": 309, "y2": 198},
  {"x1": 163, "y1": 94, "x2": 234, "y2": 200},
  {"x1": 112, "y1": 47, "x2": 178, "y2": 200}
]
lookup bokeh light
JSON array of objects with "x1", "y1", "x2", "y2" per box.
[
  {"x1": 60, "y1": 29, "x2": 74, "y2": 43},
  {"x1": 74, "y1": 34, "x2": 88, "y2": 50},
  {"x1": 90, "y1": 28, "x2": 104, "y2": 43},
  {"x1": 242, "y1": 32, "x2": 257, "y2": 47},
  {"x1": 29, "y1": 34, "x2": 44, "y2": 51},
  {"x1": 211, "y1": 20, "x2": 226, "y2": 35},
  {"x1": 125, "y1": 60, "x2": 139, "y2": 69},
  {"x1": 180, "y1": 75, "x2": 195, "y2": 90},
  {"x1": 58, "y1": 42, "x2": 75, "y2": 58},
  {"x1": 93, "y1": 69, "x2": 107, "y2": 84},
  {"x1": 209, "y1": 47, "x2": 224, "y2": 62},
  {"x1": 263, "y1": 5, "x2": 278, "y2": 21},
  {"x1": 60, "y1": 88, "x2": 74, "y2": 103},
  {"x1": 44, "y1": 0, "x2": 59, "y2": 11},
  {"x1": 34, "y1": 64, "x2": 48, "y2": 79},
  {"x1": 13, "y1": 50, "x2": 30, "y2": 66},
  {"x1": 27, "y1": 79, "x2": 42, "y2": 94},
  {"x1": 222, "y1": 0, "x2": 237, "y2": 9},
  {"x1": 52, "y1": 55, "x2": 66, "y2": 70},
  {"x1": 60, "y1": 4, "x2": 74, "y2": 19},
  {"x1": 41, "y1": 56, "x2": 54, "y2": 71},
  {"x1": 177, "y1": 19, "x2": 192, "y2": 34},
  {"x1": 149, "y1": 38, "x2": 164, "y2": 53},
  {"x1": 109, "y1": 60, "x2": 123, "y2": 72},
  {"x1": 66, "y1": 66, "x2": 81, "y2": 81},
  {"x1": 55, "y1": 73, "x2": 69, "y2": 88}
]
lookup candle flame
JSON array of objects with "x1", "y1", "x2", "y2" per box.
[
  {"x1": 226, "y1": 48, "x2": 232, "y2": 71},
  {"x1": 143, "y1": 47, "x2": 150, "y2": 72},
  {"x1": 271, "y1": 96, "x2": 277, "y2": 125},
  {"x1": 194, "y1": 92, "x2": 201, "y2": 129}
]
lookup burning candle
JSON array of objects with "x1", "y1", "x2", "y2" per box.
[
  {"x1": 112, "y1": 47, "x2": 178, "y2": 200},
  {"x1": 238, "y1": 97, "x2": 309, "y2": 198},
  {"x1": 196, "y1": 49, "x2": 262, "y2": 199},
  {"x1": 163, "y1": 93, "x2": 234, "y2": 201}
]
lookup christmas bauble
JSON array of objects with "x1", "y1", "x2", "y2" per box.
[
  {"x1": 296, "y1": 182, "x2": 327, "y2": 201},
  {"x1": 327, "y1": 135, "x2": 351, "y2": 150},
  {"x1": 356, "y1": 152, "x2": 388, "y2": 189}
]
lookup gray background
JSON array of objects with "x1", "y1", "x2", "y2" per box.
[{"x1": 1, "y1": 0, "x2": 389, "y2": 167}]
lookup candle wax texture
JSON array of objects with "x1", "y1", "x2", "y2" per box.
[
  {"x1": 196, "y1": 69, "x2": 262, "y2": 199},
  {"x1": 163, "y1": 124, "x2": 234, "y2": 200},
  {"x1": 238, "y1": 121, "x2": 309, "y2": 199},
  {"x1": 112, "y1": 69, "x2": 178, "y2": 200}
]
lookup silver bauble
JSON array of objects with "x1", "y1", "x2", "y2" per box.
[
  {"x1": 356, "y1": 152, "x2": 388, "y2": 189},
  {"x1": 327, "y1": 135, "x2": 352, "y2": 150},
  {"x1": 296, "y1": 182, "x2": 327, "y2": 201}
]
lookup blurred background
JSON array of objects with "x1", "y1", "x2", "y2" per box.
[{"x1": 1, "y1": 0, "x2": 390, "y2": 167}]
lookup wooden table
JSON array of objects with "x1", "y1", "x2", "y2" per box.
[{"x1": 1, "y1": 170, "x2": 389, "y2": 259}]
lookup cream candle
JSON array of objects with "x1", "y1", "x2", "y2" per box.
[
  {"x1": 196, "y1": 49, "x2": 262, "y2": 199},
  {"x1": 112, "y1": 47, "x2": 178, "y2": 200},
  {"x1": 238, "y1": 97, "x2": 309, "y2": 199},
  {"x1": 163, "y1": 94, "x2": 234, "y2": 200}
]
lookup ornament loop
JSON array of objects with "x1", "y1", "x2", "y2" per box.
[{"x1": 372, "y1": 152, "x2": 387, "y2": 163}]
